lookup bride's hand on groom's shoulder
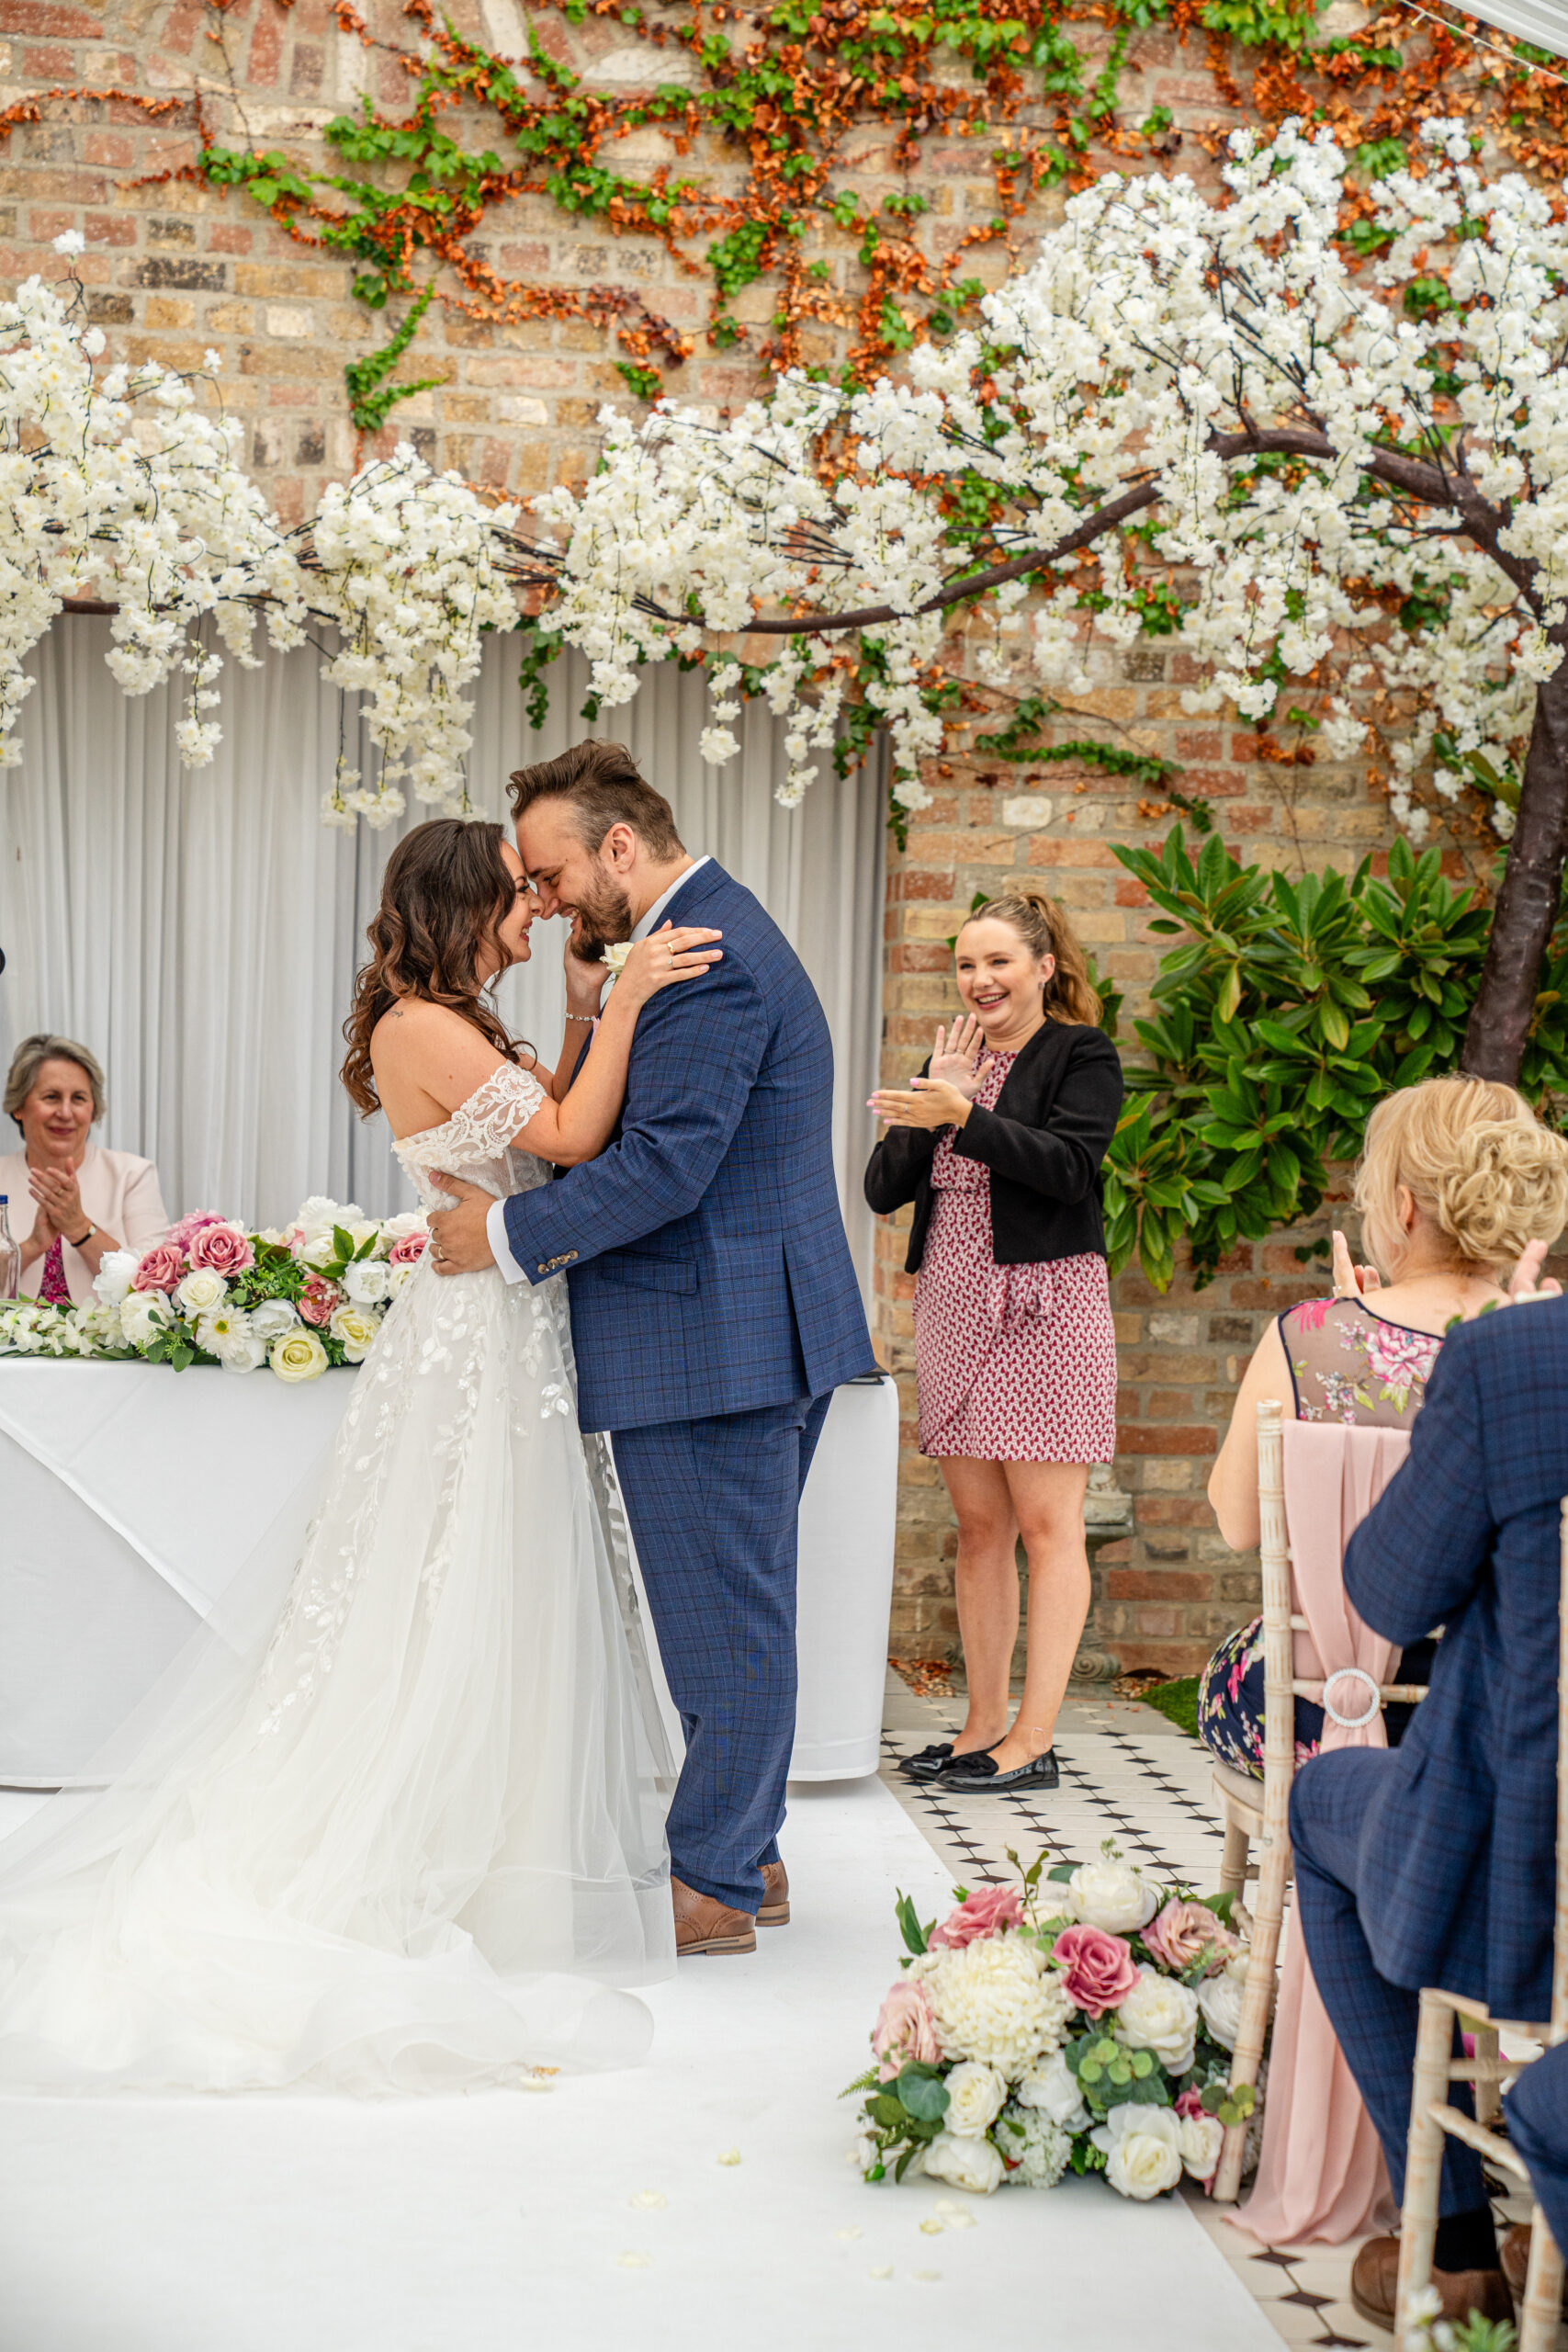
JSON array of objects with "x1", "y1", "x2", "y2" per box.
[
  {"x1": 426, "y1": 1176, "x2": 497, "y2": 1277},
  {"x1": 613, "y1": 923, "x2": 724, "y2": 1010}
]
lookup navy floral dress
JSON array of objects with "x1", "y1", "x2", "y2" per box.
[{"x1": 1197, "y1": 1296, "x2": 1441, "y2": 1779}]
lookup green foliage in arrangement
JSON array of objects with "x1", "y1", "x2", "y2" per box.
[{"x1": 1102, "y1": 827, "x2": 1568, "y2": 1291}]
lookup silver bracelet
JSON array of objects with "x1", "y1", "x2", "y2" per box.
[{"x1": 564, "y1": 1012, "x2": 595, "y2": 1024}]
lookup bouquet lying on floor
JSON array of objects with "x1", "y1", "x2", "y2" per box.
[
  {"x1": 849, "y1": 1843, "x2": 1258, "y2": 2200},
  {"x1": 0, "y1": 1199, "x2": 427, "y2": 1380}
]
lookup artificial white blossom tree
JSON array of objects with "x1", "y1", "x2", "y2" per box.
[{"x1": 534, "y1": 119, "x2": 1568, "y2": 1082}]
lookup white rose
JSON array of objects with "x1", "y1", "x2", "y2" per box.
[
  {"x1": 270, "y1": 1329, "x2": 329, "y2": 1383},
  {"x1": 1068, "y1": 1856, "x2": 1158, "y2": 1935},
  {"x1": 293, "y1": 1194, "x2": 355, "y2": 1239},
  {"x1": 601, "y1": 940, "x2": 633, "y2": 975},
  {"x1": 387, "y1": 1261, "x2": 418, "y2": 1296},
  {"x1": 1198, "y1": 1965, "x2": 1247, "y2": 2053},
  {"x1": 248, "y1": 1296, "x2": 299, "y2": 1342},
  {"x1": 298, "y1": 1232, "x2": 340, "y2": 1269},
  {"x1": 175, "y1": 1266, "x2": 227, "y2": 1317},
  {"x1": 118, "y1": 1291, "x2": 169, "y2": 1349},
  {"x1": 329, "y1": 1301, "x2": 381, "y2": 1363},
  {"x1": 943, "y1": 2061, "x2": 1008, "y2": 2140},
  {"x1": 1178, "y1": 2112, "x2": 1225, "y2": 2182},
  {"x1": 1016, "y1": 2050, "x2": 1090, "y2": 2132},
  {"x1": 378, "y1": 1212, "x2": 427, "y2": 1250},
  {"x1": 343, "y1": 1258, "x2": 391, "y2": 1306},
  {"x1": 344, "y1": 1219, "x2": 379, "y2": 1254},
  {"x1": 1114, "y1": 1967, "x2": 1200, "y2": 2075},
  {"x1": 921, "y1": 2131, "x2": 1004, "y2": 2197},
  {"x1": 92, "y1": 1250, "x2": 138, "y2": 1307},
  {"x1": 1091, "y1": 2103, "x2": 1184, "y2": 2201}
]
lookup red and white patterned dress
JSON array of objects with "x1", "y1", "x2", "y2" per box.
[{"x1": 913, "y1": 1048, "x2": 1118, "y2": 1463}]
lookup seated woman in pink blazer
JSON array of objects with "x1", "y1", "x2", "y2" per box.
[{"x1": 1, "y1": 1033, "x2": 168, "y2": 1306}]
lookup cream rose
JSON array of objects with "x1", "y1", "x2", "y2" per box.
[
  {"x1": 343, "y1": 1258, "x2": 392, "y2": 1306},
  {"x1": 601, "y1": 940, "x2": 633, "y2": 976},
  {"x1": 942, "y1": 2061, "x2": 1008, "y2": 2141},
  {"x1": 1114, "y1": 1967, "x2": 1200, "y2": 2075},
  {"x1": 119, "y1": 1291, "x2": 169, "y2": 1349},
  {"x1": 174, "y1": 1266, "x2": 227, "y2": 1318},
  {"x1": 1178, "y1": 2112, "x2": 1225, "y2": 2182},
  {"x1": 298, "y1": 1232, "x2": 340, "y2": 1270},
  {"x1": 921, "y1": 2131, "x2": 1005, "y2": 2197},
  {"x1": 1091, "y1": 2103, "x2": 1184, "y2": 2201},
  {"x1": 1067, "y1": 1855, "x2": 1159, "y2": 1935},
  {"x1": 387, "y1": 1261, "x2": 418, "y2": 1296},
  {"x1": 1015, "y1": 2050, "x2": 1089, "y2": 2132},
  {"x1": 1197, "y1": 1960, "x2": 1248, "y2": 2052},
  {"x1": 329, "y1": 1302, "x2": 381, "y2": 1363},
  {"x1": 270, "y1": 1329, "x2": 329, "y2": 1383}
]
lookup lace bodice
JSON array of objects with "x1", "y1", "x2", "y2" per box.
[{"x1": 392, "y1": 1062, "x2": 551, "y2": 1209}]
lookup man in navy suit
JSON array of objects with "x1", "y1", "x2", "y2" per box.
[
  {"x1": 427, "y1": 742, "x2": 876, "y2": 1955},
  {"x1": 1289, "y1": 1294, "x2": 1568, "y2": 2331}
]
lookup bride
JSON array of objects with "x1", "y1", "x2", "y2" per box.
[{"x1": 0, "y1": 816, "x2": 722, "y2": 2093}]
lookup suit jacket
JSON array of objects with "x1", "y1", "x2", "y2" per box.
[
  {"x1": 863, "y1": 1018, "x2": 1122, "y2": 1272},
  {"x1": 501, "y1": 860, "x2": 875, "y2": 1432},
  {"x1": 1340, "y1": 1295, "x2": 1568, "y2": 2019},
  {"x1": 0, "y1": 1145, "x2": 169, "y2": 1305}
]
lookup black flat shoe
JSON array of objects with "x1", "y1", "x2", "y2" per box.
[
  {"x1": 934, "y1": 1747, "x2": 1059, "y2": 1793},
  {"x1": 898, "y1": 1741, "x2": 954, "y2": 1781}
]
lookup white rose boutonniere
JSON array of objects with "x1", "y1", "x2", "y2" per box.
[{"x1": 601, "y1": 940, "x2": 633, "y2": 976}]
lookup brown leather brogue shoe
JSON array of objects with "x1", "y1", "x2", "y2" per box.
[
  {"x1": 1500, "y1": 2224, "x2": 1568, "y2": 2312},
  {"x1": 1349, "y1": 2236, "x2": 1513, "y2": 2335},
  {"x1": 758, "y1": 1860, "x2": 790, "y2": 1927},
  {"x1": 671, "y1": 1875, "x2": 756, "y2": 1956}
]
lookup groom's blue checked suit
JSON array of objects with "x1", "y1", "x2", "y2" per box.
[
  {"x1": 1290, "y1": 1295, "x2": 1568, "y2": 2222},
  {"x1": 496, "y1": 858, "x2": 875, "y2": 1914}
]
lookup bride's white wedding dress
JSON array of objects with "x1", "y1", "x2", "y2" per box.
[{"x1": 0, "y1": 1064, "x2": 675, "y2": 2092}]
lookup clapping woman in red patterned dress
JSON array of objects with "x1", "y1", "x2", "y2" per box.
[{"x1": 865, "y1": 888, "x2": 1123, "y2": 1794}]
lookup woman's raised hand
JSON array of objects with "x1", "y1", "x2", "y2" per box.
[
  {"x1": 927, "y1": 1015, "x2": 993, "y2": 1102},
  {"x1": 615, "y1": 922, "x2": 723, "y2": 1007},
  {"x1": 1331, "y1": 1229, "x2": 1381, "y2": 1299},
  {"x1": 1506, "y1": 1237, "x2": 1563, "y2": 1305}
]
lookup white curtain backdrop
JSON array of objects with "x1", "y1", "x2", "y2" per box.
[{"x1": 0, "y1": 620, "x2": 886, "y2": 1294}]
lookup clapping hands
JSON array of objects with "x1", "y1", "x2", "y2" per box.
[
  {"x1": 927, "y1": 1015, "x2": 994, "y2": 1102},
  {"x1": 868, "y1": 1015, "x2": 995, "y2": 1132}
]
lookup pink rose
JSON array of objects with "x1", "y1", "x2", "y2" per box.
[
  {"x1": 1175, "y1": 2088, "x2": 1206, "y2": 2120},
  {"x1": 930, "y1": 1883, "x2": 1025, "y2": 1950},
  {"x1": 163, "y1": 1210, "x2": 226, "y2": 1252},
  {"x1": 298, "y1": 1273, "x2": 342, "y2": 1327},
  {"x1": 131, "y1": 1242, "x2": 186, "y2": 1295},
  {"x1": 186, "y1": 1221, "x2": 254, "y2": 1277},
  {"x1": 1143, "y1": 1899, "x2": 1236, "y2": 1976},
  {"x1": 1050, "y1": 1924, "x2": 1141, "y2": 2020},
  {"x1": 871, "y1": 1977, "x2": 942, "y2": 2080},
  {"x1": 389, "y1": 1232, "x2": 427, "y2": 1265}
]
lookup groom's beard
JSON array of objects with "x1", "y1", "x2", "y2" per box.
[{"x1": 570, "y1": 868, "x2": 635, "y2": 962}]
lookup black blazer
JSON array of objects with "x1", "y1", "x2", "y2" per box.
[{"x1": 863, "y1": 1020, "x2": 1123, "y2": 1274}]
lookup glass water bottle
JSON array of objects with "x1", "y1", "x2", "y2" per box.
[{"x1": 0, "y1": 1195, "x2": 17, "y2": 1302}]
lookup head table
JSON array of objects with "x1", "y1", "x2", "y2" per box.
[{"x1": 0, "y1": 1362, "x2": 898, "y2": 1791}]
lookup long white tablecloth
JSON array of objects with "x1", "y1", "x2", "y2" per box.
[{"x1": 0, "y1": 1362, "x2": 897, "y2": 1788}]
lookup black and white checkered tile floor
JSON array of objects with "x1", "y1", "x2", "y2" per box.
[{"x1": 874, "y1": 1673, "x2": 1535, "y2": 2352}]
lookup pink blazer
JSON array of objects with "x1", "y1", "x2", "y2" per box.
[{"x1": 0, "y1": 1145, "x2": 170, "y2": 1305}]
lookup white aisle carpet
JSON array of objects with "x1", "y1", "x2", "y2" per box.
[{"x1": 0, "y1": 1777, "x2": 1279, "y2": 2352}]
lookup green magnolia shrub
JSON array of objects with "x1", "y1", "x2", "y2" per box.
[{"x1": 1103, "y1": 828, "x2": 1568, "y2": 1290}]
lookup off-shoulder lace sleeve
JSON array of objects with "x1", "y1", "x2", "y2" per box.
[{"x1": 441, "y1": 1063, "x2": 548, "y2": 1161}]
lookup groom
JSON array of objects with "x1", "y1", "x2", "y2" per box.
[{"x1": 427, "y1": 741, "x2": 876, "y2": 1955}]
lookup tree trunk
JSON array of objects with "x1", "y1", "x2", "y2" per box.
[{"x1": 1461, "y1": 665, "x2": 1568, "y2": 1083}]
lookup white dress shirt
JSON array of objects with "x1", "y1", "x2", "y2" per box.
[{"x1": 486, "y1": 859, "x2": 712, "y2": 1280}]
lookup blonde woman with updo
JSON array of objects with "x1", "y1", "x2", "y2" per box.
[
  {"x1": 1199, "y1": 1075, "x2": 1568, "y2": 1779},
  {"x1": 865, "y1": 886, "x2": 1124, "y2": 1795}
]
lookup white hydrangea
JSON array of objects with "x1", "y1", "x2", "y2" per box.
[
  {"x1": 997, "y1": 2102, "x2": 1072, "y2": 2188},
  {"x1": 912, "y1": 1937, "x2": 1073, "y2": 2078}
]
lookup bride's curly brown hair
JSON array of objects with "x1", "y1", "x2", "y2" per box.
[{"x1": 341, "y1": 819, "x2": 530, "y2": 1116}]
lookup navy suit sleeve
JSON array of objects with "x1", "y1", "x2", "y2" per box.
[
  {"x1": 952, "y1": 1032, "x2": 1122, "y2": 1205},
  {"x1": 1342, "y1": 1323, "x2": 1496, "y2": 1644},
  {"x1": 501, "y1": 955, "x2": 767, "y2": 1280}
]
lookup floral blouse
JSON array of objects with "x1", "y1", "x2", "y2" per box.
[{"x1": 1283, "y1": 1295, "x2": 1443, "y2": 1427}]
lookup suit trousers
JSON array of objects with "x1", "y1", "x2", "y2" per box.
[
  {"x1": 611, "y1": 1392, "x2": 832, "y2": 1916},
  {"x1": 1505, "y1": 2041, "x2": 1568, "y2": 2264},
  {"x1": 1290, "y1": 1749, "x2": 1486, "y2": 2215}
]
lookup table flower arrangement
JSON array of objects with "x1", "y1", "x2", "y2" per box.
[
  {"x1": 847, "y1": 1844, "x2": 1258, "y2": 2200},
  {"x1": 0, "y1": 1198, "x2": 427, "y2": 1380}
]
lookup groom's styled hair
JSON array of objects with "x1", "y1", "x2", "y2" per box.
[{"x1": 508, "y1": 741, "x2": 683, "y2": 861}]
